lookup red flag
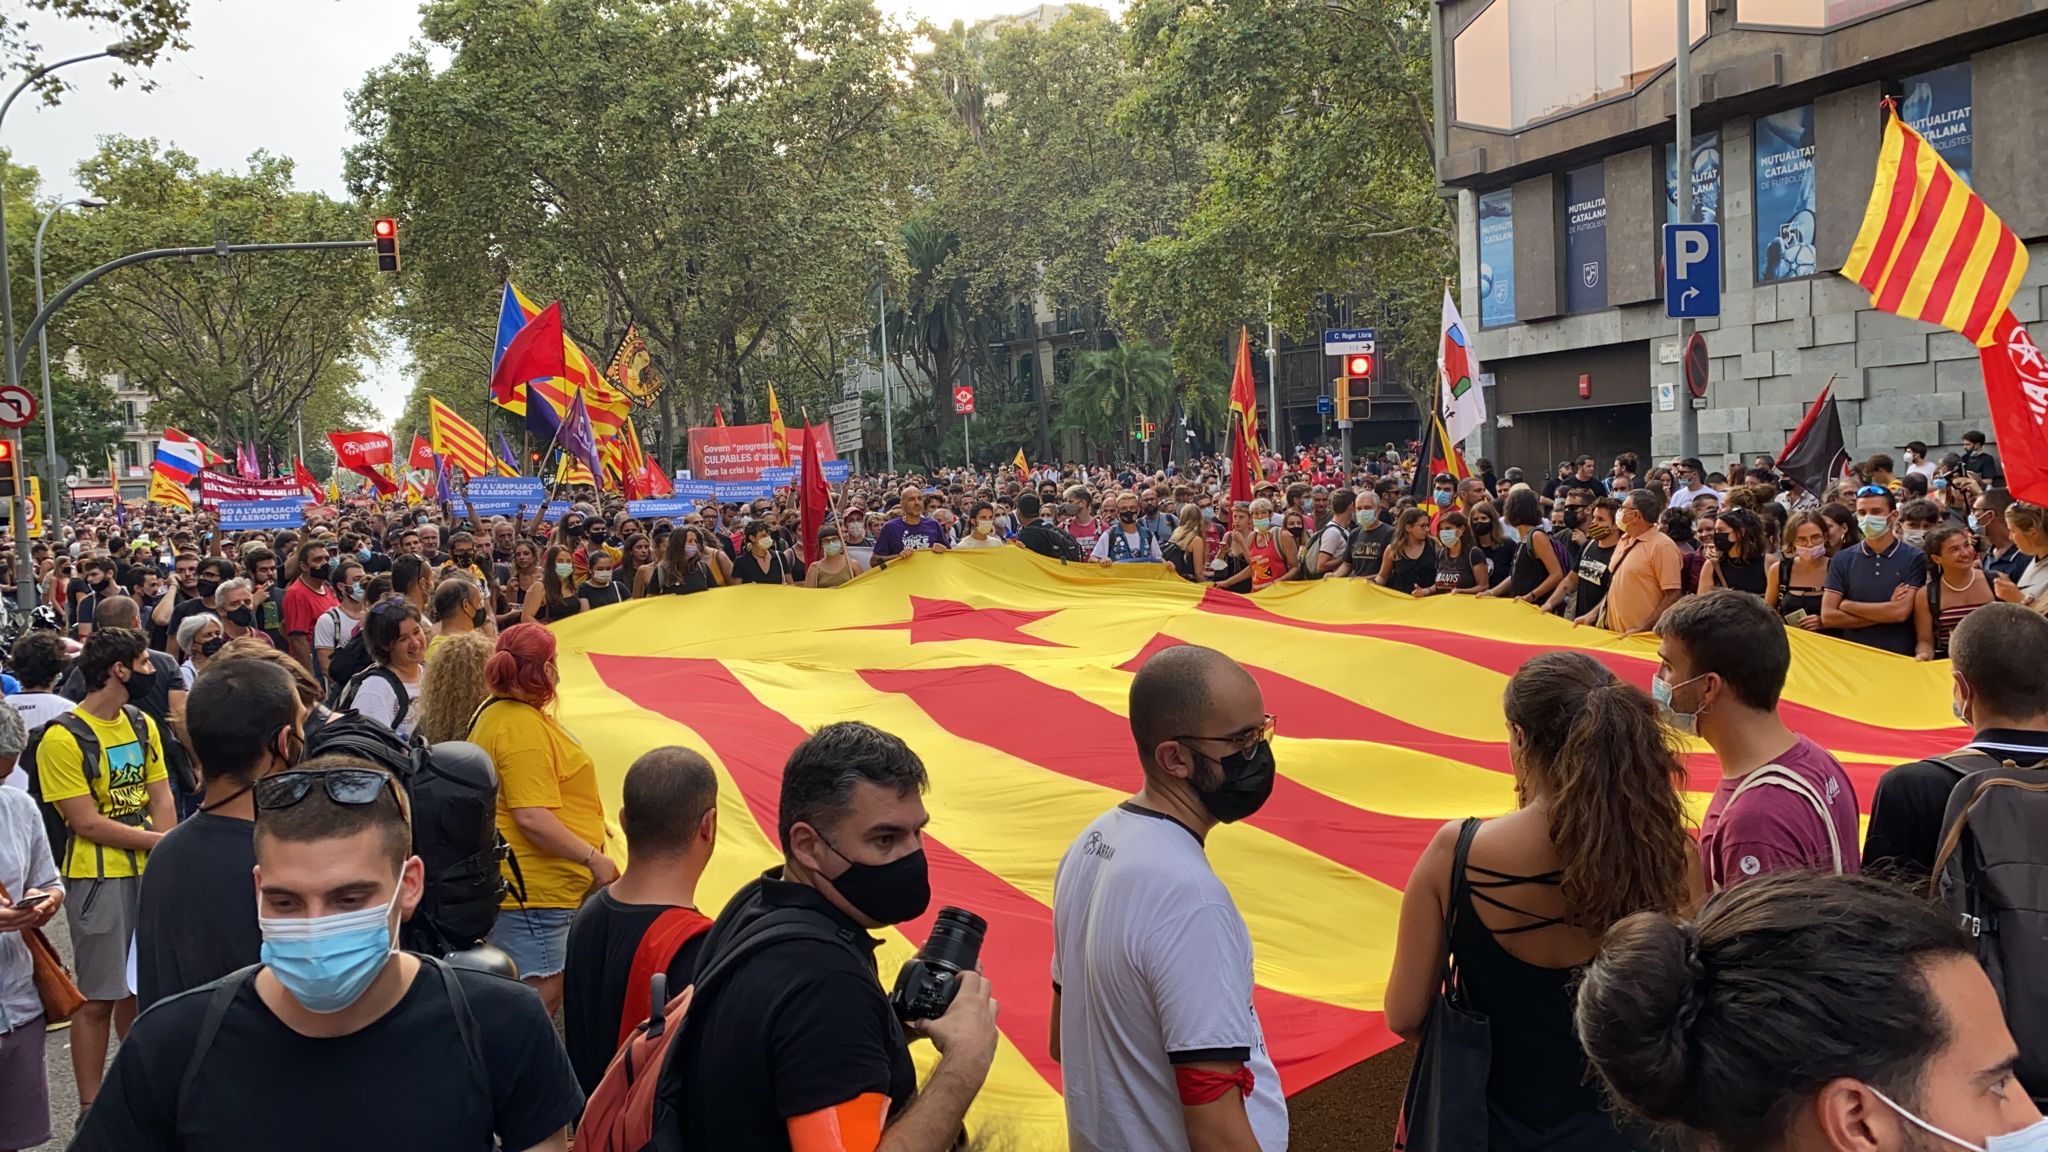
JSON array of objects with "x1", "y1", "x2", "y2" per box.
[
  {"x1": 798, "y1": 422, "x2": 832, "y2": 567},
  {"x1": 293, "y1": 458, "x2": 322, "y2": 500},
  {"x1": 1228, "y1": 328, "x2": 1258, "y2": 505},
  {"x1": 643, "y1": 457, "x2": 673, "y2": 497},
  {"x1": 326, "y1": 430, "x2": 394, "y2": 470},
  {"x1": 1979, "y1": 311, "x2": 2048, "y2": 506},
  {"x1": 489, "y1": 301, "x2": 568, "y2": 406},
  {"x1": 408, "y1": 433, "x2": 436, "y2": 471},
  {"x1": 713, "y1": 404, "x2": 727, "y2": 428}
]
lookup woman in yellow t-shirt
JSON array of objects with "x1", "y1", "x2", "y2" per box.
[{"x1": 466, "y1": 624, "x2": 612, "y2": 1014}]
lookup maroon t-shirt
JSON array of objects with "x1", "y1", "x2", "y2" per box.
[{"x1": 1699, "y1": 734, "x2": 1862, "y2": 890}]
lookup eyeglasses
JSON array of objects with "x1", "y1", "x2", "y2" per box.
[
  {"x1": 1857, "y1": 485, "x2": 1890, "y2": 498},
  {"x1": 255, "y1": 768, "x2": 402, "y2": 813},
  {"x1": 1173, "y1": 714, "x2": 1277, "y2": 754}
]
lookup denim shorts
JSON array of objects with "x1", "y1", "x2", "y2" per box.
[{"x1": 487, "y1": 907, "x2": 576, "y2": 979}]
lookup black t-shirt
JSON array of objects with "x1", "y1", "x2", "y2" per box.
[
  {"x1": 577, "y1": 579, "x2": 625, "y2": 609},
  {"x1": 77, "y1": 961, "x2": 583, "y2": 1152},
  {"x1": 1864, "y1": 732, "x2": 2048, "y2": 880},
  {"x1": 135, "y1": 811, "x2": 259, "y2": 1011},
  {"x1": 678, "y1": 874, "x2": 916, "y2": 1150},
  {"x1": 1346, "y1": 521, "x2": 1396, "y2": 576},
  {"x1": 733, "y1": 549, "x2": 788, "y2": 585},
  {"x1": 1572, "y1": 538, "x2": 1619, "y2": 618},
  {"x1": 563, "y1": 890, "x2": 711, "y2": 1095}
]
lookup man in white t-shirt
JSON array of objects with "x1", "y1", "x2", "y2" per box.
[
  {"x1": 1091, "y1": 492, "x2": 1165, "y2": 566},
  {"x1": 1051, "y1": 644, "x2": 1287, "y2": 1151}
]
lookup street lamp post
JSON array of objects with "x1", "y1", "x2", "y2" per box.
[
  {"x1": 1, "y1": 42, "x2": 142, "y2": 610},
  {"x1": 35, "y1": 196, "x2": 107, "y2": 528}
]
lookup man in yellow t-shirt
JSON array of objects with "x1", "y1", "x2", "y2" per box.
[{"x1": 37, "y1": 626, "x2": 172, "y2": 1116}]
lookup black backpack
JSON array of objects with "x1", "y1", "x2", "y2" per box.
[
  {"x1": 22, "y1": 706, "x2": 156, "y2": 869},
  {"x1": 1019, "y1": 520, "x2": 1083, "y2": 562},
  {"x1": 322, "y1": 631, "x2": 374, "y2": 707},
  {"x1": 1927, "y1": 749, "x2": 2048, "y2": 1104},
  {"x1": 336, "y1": 665, "x2": 412, "y2": 731},
  {"x1": 305, "y1": 713, "x2": 519, "y2": 956}
]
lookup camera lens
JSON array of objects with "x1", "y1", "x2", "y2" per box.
[{"x1": 920, "y1": 906, "x2": 987, "y2": 975}]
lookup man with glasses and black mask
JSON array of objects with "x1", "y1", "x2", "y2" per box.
[
  {"x1": 77, "y1": 754, "x2": 582, "y2": 1152},
  {"x1": 1051, "y1": 644, "x2": 1288, "y2": 1151},
  {"x1": 134, "y1": 657, "x2": 304, "y2": 1010},
  {"x1": 670, "y1": 721, "x2": 998, "y2": 1151}
]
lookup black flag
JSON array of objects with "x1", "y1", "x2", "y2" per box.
[{"x1": 1776, "y1": 383, "x2": 1849, "y2": 496}]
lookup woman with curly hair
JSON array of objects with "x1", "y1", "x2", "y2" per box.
[
  {"x1": 1384, "y1": 651, "x2": 1701, "y2": 1149},
  {"x1": 414, "y1": 630, "x2": 494, "y2": 745}
]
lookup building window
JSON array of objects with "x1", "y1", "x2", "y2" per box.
[
  {"x1": 1736, "y1": 0, "x2": 1919, "y2": 29},
  {"x1": 120, "y1": 442, "x2": 139, "y2": 473},
  {"x1": 123, "y1": 400, "x2": 138, "y2": 429},
  {"x1": 1452, "y1": 0, "x2": 1705, "y2": 131},
  {"x1": 1478, "y1": 189, "x2": 1516, "y2": 328},
  {"x1": 1753, "y1": 105, "x2": 1817, "y2": 283}
]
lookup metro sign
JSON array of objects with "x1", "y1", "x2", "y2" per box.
[{"x1": 953, "y1": 385, "x2": 976, "y2": 415}]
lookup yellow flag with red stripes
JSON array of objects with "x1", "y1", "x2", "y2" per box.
[
  {"x1": 766, "y1": 382, "x2": 790, "y2": 467},
  {"x1": 1844, "y1": 103, "x2": 2028, "y2": 348},
  {"x1": 428, "y1": 397, "x2": 493, "y2": 478},
  {"x1": 549, "y1": 549, "x2": 1965, "y2": 1150}
]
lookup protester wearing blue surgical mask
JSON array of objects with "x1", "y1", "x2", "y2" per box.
[
  {"x1": 71, "y1": 756, "x2": 583, "y2": 1152},
  {"x1": 1344, "y1": 490, "x2": 1396, "y2": 578},
  {"x1": 1821, "y1": 485, "x2": 1928, "y2": 656}
]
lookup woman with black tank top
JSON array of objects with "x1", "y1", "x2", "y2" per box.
[
  {"x1": 522, "y1": 544, "x2": 587, "y2": 624},
  {"x1": 636, "y1": 526, "x2": 731, "y2": 597},
  {"x1": 1698, "y1": 507, "x2": 1769, "y2": 597},
  {"x1": 1376, "y1": 507, "x2": 1441, "y2": 595},
  {"x1": 1385, "y1": 652, "x2": 1700, "y2": 1151}
]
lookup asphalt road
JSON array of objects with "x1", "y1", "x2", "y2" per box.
[{"x1": 31, "y1": 913, "x2": 90, "y2": 1151}]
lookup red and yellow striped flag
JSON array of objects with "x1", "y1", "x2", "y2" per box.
[
  {"x1": 766, "y1": 382, "x2": 790, "y2": 467},
  {"x1": 428, "y1": 397, "x2": 493, "y2": 478},
  {"x1": 1844, "y1": 104, "x2": 2028, "y2": 348}
]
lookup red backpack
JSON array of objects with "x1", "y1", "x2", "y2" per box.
[
  {"x1": 615, "y1": 909, "x2": 712, "y2": 1052},
  {"x1": 577, "y1": 907, "x2": 858, "y2": 1152}
]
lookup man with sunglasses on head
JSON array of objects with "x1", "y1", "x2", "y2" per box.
[
  {"x1": 1051, "y1": 644, "x2": 1287, "y2": 1152},
  {"x1": 77, "y1": 754, "x2": 583, "y2": 1152},
  {"x1": 134, "y1": 657, "x2": 304, "y2": 1011},
  {"x1": 1822, "y1": 484, "x2": 1928, "y2": 656}
]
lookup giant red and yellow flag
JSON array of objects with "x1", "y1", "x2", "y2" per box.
[
  {"x1": 549, "y1": 549, "x2": 1964, "y2": 1149},
  {"x1": 1843, "y1": 104, "x2": 2027, "y2": 348}
]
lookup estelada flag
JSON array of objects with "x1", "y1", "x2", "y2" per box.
[
  {"x1": 1844, "y1": 102, "x2": 2048, "y2": 503},
  {"x1": 1228, "y1": 327, "x2": 1259, "y2": 505},
  {"x1": 546, "y1": 549, "x2": 1971, "y2": 1147},
  {"x1": 408, "y1": 433, "x2": 436, "y2": 471},
  {"x1": 147, "y1": 467, "x2": 193, "y2": 511},
  {"x1": 766, "y1": 382, "x2": 790, "y2": 467}
]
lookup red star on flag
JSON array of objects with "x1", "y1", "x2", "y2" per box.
[{"x1": 844, "y1": 596, "x2": 1069, "y2": 647}]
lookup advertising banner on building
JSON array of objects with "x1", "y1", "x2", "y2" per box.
[
  {"x1": 199, "y1": 473, "x2": 306, "y2": 508},
  {"x1": 1903, "y1": 62, "x2": 1971, "y2": 185},
  {"x1": 1754, "y1": 105, "x2": 1817, "y2": 283},
  {"x1": 687, "y1": 422, "x2": 839, "y2": 482},
  {"x1": 1563, "y1": 164, "x2": 1607, "y2": 313},
  {"x1": 1478, "y1": 189, "x2": 1516, "y2": 328},
  {"x1": 1665, "y1": 130, "x2": 1723, "y2": 225}
]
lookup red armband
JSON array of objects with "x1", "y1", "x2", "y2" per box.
[{"x1": 1175, "y1": 1064, "x2": 1255, "y2": 1105}]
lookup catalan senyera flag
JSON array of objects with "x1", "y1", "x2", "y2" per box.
[
  {"x1": 1013, "y1": 447, "x2": 1029, "y2": 475},
  {"x1": 765, "y1": 382, "x2": 790, "y2": 467},
  {"x1": 429, "y1": 396, "x2": 493, "y2": 479},
  {"x1": 1844, "y1": 104, "x2": 2027, "y2": 349},
  {"x1": 147, "y1": 468, "x2": 193, "y2": 511},
  {"x1": 547, "y1": 548, "x2": 1968, "y2": 1150},
  {"x1": 555, "y1": 453, "x2": 596, "y2": 487}
]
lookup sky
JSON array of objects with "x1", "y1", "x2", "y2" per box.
[{"x1": 7, "y1": 0, "x2": 1058, "y2": 430}]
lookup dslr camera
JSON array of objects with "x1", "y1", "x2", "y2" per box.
[{"x1": 889, "y1": 906, "x2": 986, "y2": 1021}]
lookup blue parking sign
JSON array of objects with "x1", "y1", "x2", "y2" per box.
[{"x1": 1663, "y1": 223, "x2": 1721, "y2": 319}]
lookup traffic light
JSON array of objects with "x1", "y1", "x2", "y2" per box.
[
  {"x1": 0, "y1": 438, "x2": 17, "y2": 500},
  {"x1": 373, "y1": 218, "x2": 400, "y2": 274},
  {"x1": 1336, "y1": 353, "x2": 1374, "y2": 422}
]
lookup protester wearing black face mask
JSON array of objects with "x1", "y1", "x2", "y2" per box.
[
  {"x1": 168, "y1": 557, "x2": 236, "y2": 660},
  {"x1": 672, "y1": 721, "x2": 998, "y2": 1151},
  {"x1": 135, "y1": 658, "x2": 306, "y2": 1010},
  {"x1": 1051, "y1": 644, "x2": 1288, "y2": 1150}
]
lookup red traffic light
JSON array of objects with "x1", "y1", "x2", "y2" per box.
[
  {"x1": 373, "y1": 218, "x2": 400, "y2": 273},
  {"x1": 0, "y1": 440, "x2": 13, "y2": 461},
  {"x1": 1345, "y1": 353, "x2": 1373, "y2": 377},
  {"x1": 374, "y1": 218, "x2": 396, "y2": 238}
]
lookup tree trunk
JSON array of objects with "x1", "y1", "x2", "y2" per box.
[
  {"x1": 723, "y1": 328, "x2": 746, "y2": 425},
  {"x1": 1033, "y1": 345, "x2": 1052, "y2": 463}
]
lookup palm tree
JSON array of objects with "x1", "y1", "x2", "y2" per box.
[
  {"x1": 890, "y1": 218, "x2": 971, "y2": 451},
  {"x1": 1058, "y1": 339, "x2": 1175, "y2": 464}
]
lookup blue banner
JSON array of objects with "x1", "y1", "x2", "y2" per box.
[
  {"x1": 760, "y1": 466, "x2": 798, "y2": 486},
  {"x1": 1477, "y1": 189, "x2": 1515, "y2": 328},
  {"x1": 217, "y1": 498, "x2": 305, "y2": 531},
  {"x1": 1903, "y1": 62, "x2": 1971, "y2": 186},
  {"x1": 628, "y1": 498, "x2": 695, "y2": 520},
  {"x1": 1563, "y1": 164, "x2": 1607, "y2": 313},
  {"x1": 1754, "y1": 105, "x2": 1817, "y2": 283},
  {"x1": 674, "y1": 480, "x2": 716, "y2": 503},
  {"x1": 1664, "y1": 130, "x2": 1723, "y2": 225},
  {"x1": 715, "y1": 481, "x2": 773, "y2": 502},
  {"x1": 464, "y1": 476, "x2": 546, "y2": 517},
  {"x1": 822, "y1": 460, "x2": 849, "y2": 483}
]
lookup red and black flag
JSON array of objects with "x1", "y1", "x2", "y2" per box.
[
  {"x1": 1409, "y1": 412, "x2": 1467, "y2": 510},
  {"x1": 1776, "y1": 381, "x2": 1850, "y2": 496}
]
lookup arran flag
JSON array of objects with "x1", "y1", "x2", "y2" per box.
[
  {"x1": 1228, "y1": 327, "x2": 1259, "y2": 505},
  {"x1": 1844, "y1": 101, "x2": 2048, "y2": 504},
  {"x1": 798, "y1": 422, "x2": 832, "y2": 566},
  {"x1": 326, "y1": 430, "x2": 394, "y2": 470},
  {"x1": 408, "y1": 433, "x2": 436, "y2": 471},
  {"x1": 1776, "y1": 382, "x2": 1851, "y2": 497},
  {"x1": 1438, "y1": 289, "x2": 1487, "y2": 448},
  {"x1": 490, "y1": 299, "x2": 568, "y2": 409}
]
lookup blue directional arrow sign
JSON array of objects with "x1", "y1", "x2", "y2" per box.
[{"x1": 1663, "y1": 222, "x2": 1721, "y2": 319}]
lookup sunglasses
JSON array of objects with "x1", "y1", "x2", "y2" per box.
[
  {"x1": 1856, "y1": 485, "x2": 1890, "y2": 498},
  {"x1": 255, "y1": 768, "x2": 403, "y2": 813}
]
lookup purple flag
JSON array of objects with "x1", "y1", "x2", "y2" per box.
[
  {"x1": 435, "y1": 453, "x2": 455, "y2": 503},
  {"x1": 561, "y1": 390, "x2": 602, "y2": 480},
  {"x1": 496, "y1": 430, "x2": 520, "y2": 476}
]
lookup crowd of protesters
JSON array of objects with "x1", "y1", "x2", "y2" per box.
[{"x1": 0, "y1": 422, "x2": 2039, "y2": 1152}]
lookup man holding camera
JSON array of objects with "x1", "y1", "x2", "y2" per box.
[
  {"x1": 671, "y1": 721, "x2": 998, "y2": 1151},
  {"x1": 1051, "y1": 644, "x2": 1288, "y2": 1151}
]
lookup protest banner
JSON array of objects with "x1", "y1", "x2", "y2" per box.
[
  {"x1": 217, "y1": 498, "x2": 306, "y2": 531},
  {"x1": 687, "y1": 422, "x2": 837, "y2": 482},
  {"x1": 199, "y1": 474, "x2": 307, "y2": 508},
  {"x1": 627, "y1": 498, "x2": 695, "y2": 519},
  {"x1": 674, "y1": 480, "x2": 715, "y2": 503},
  {"x1": 465, "y1": 476, "x2": 547, "y2": 517},
  {"x1": 714, "y1": 480, "x2": 774, "y2": 502}
]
